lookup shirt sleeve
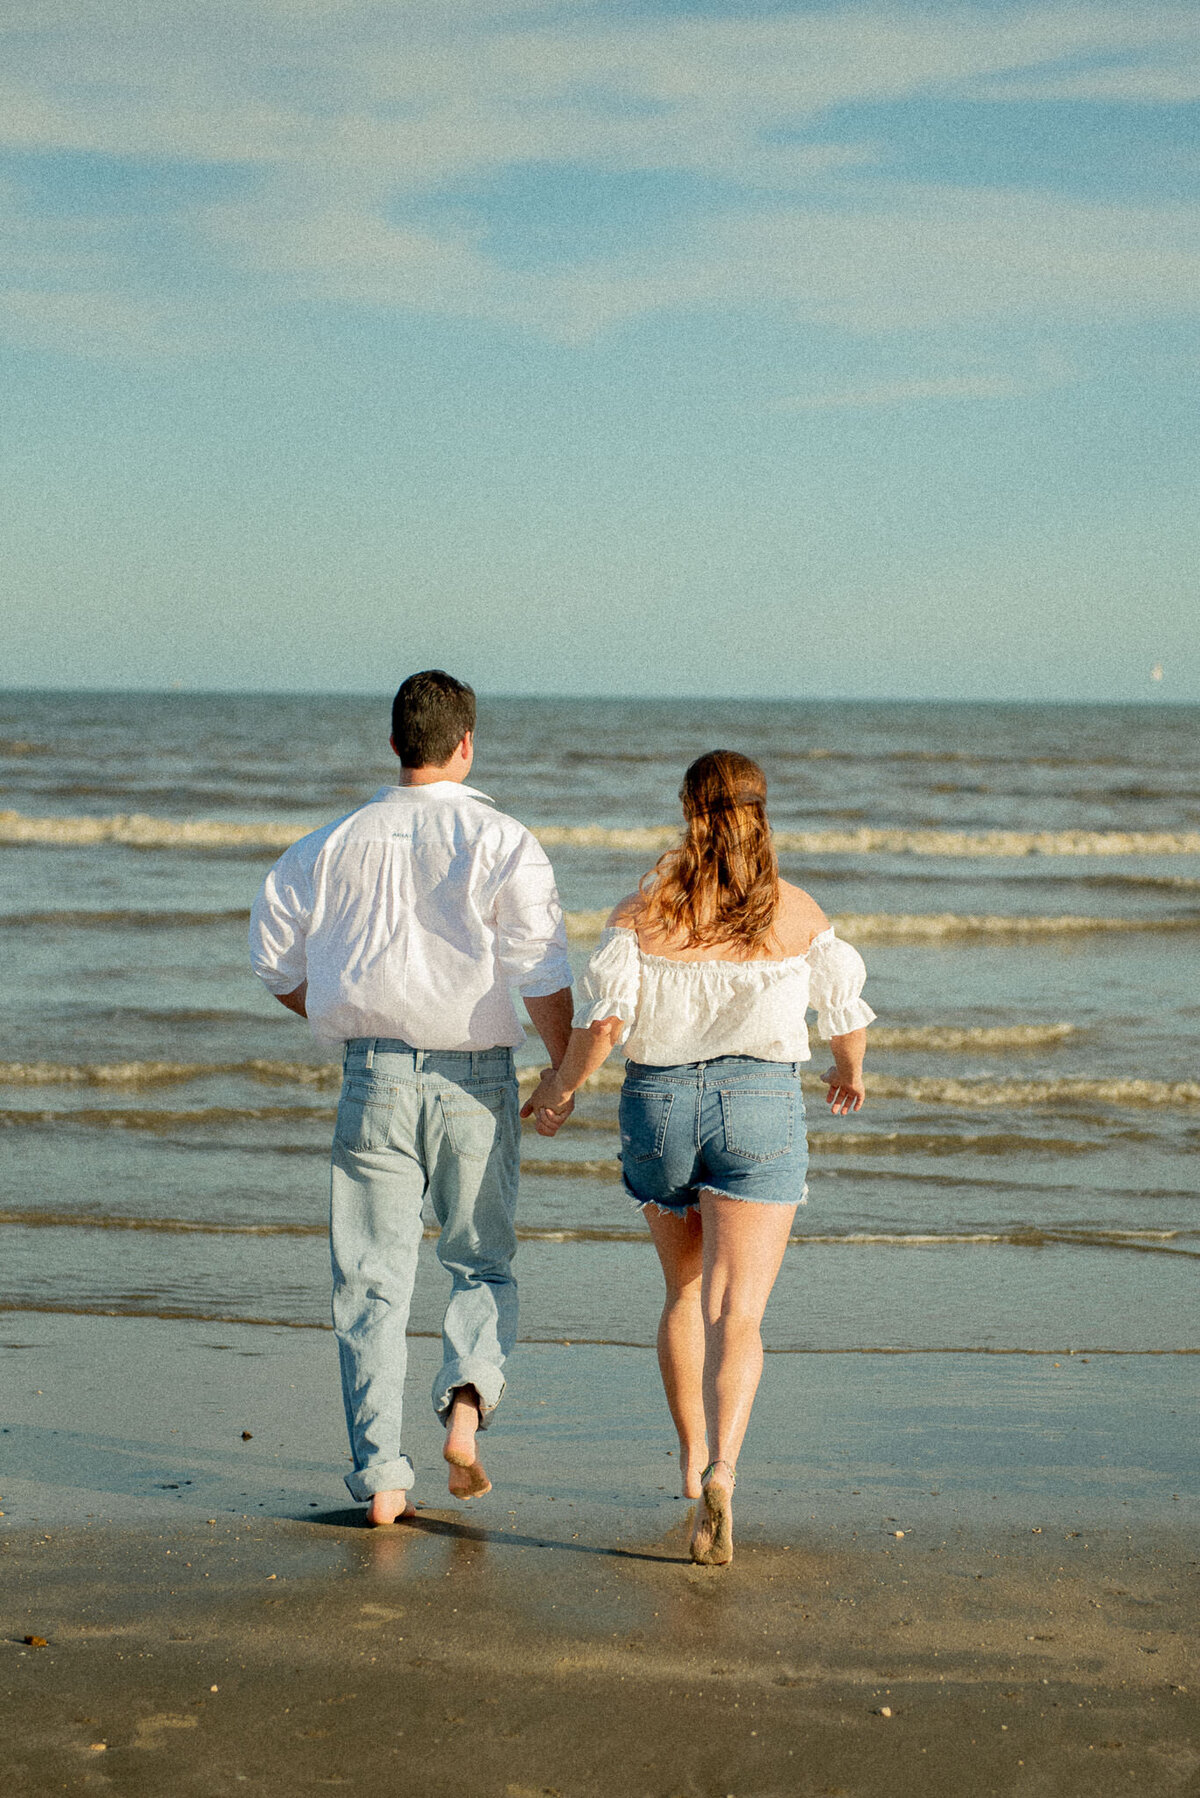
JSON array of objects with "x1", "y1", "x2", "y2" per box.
[
  {"x1": 808, "y1": 932, "x2": 877, "y2": 1040},
  {"x1": 572, "y1": 927, "x2": 641, "y2": 1041},
  {"x1": 249, "y1": 846, "x2": 314, "y2": 996},
  {"x1": 491, "y1": 832, "x2": 573, "y2": 997}
]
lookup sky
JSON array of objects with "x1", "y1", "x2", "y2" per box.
[{"x1": 1, "y1": 0, "x2": 1197, "y2": 702}]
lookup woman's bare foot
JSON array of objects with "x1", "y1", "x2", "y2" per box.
[
  {"x1": 679, "y1": 1443, "x2": 708, "y2": 1500},
  {"x1": 444, "y1": 1387, "x2": 492, "y2": 1500},
  {"x1": 690, "y1": 1463, "x2": 734, "y2": 1565},
  {"x1": 365, "y1": 1489, "x2": 416, "y2": 1526}
]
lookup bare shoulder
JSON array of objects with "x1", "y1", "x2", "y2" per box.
[
  {"x1": 774, "y1": 879, "x2": 830, "y2": 954},
  {"x1": 607, "y1": 892, "x2": 645, "y2": 929}
]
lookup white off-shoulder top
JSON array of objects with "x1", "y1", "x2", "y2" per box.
[{"x1": 572, "y1": 925, "x2": 876, "y2": 1067}]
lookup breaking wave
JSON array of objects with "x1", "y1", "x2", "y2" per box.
[
  {"x1": 0, "y1": 1059, "x2": 342, "y2": 1089},
  {"x1": 0, "y1": 1104, "x2": 336, "y2": 1134},
  {"x1": 562, "y1": 911, "x2": 1200, "y2": 941},
  {"x1": 0, "y1": 908, "x2": 250, "y2": 930},
  {"x1": 0, "y1": 1208, "x2": 1191, "y2": 1258},
  {"x1": 541, "y1": 824, "x2": 1200, "y2": 858},
  {"x1": 864, "y1": 1074, "x2": 1200, "y2": 1109},
  {"x1": 867, "y1": 1024, "x2": 1077, "y2": 1050},
  {"x1": 4, "y1": 809, "x2": 1200, "y2": 857},
  {"x1": 826, "y1": 912, "x2": 1199, "y2": 942}
]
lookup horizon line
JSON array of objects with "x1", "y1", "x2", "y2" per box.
[{"x1": 0, "y1": 686, "x2": 1193, "y2": 709}]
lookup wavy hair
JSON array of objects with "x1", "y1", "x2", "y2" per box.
[{"x1": 638, "y1": 750, "x2": 779, "y2": 953}]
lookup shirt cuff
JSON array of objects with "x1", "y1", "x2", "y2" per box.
[
  {"x1": 514, "y1": 955, "x2": 574, "y2": 998},
  {"x1": 817, "y1": 999, "x2": 877, "y2": 1040},
  {"x1": 253, "y1": 965, "x2": 306, "y2": 997},
  {"x1": 571, "y1": 997, "x2": 633, "y2": 1041}
]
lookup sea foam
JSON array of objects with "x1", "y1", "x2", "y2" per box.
[{"x1": 4, "y1": 809, "x2": 1200, "y2": 857}]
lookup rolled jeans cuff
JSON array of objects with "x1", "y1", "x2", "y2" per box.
[
  {"x1": 433, "y1": 1360, "x2": 507, "y2": 1430},
  {"x1": 344, "y1": 1455, "x2": 417, "y2": 1501}
]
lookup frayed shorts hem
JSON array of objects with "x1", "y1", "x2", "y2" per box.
[{"x1": 627, "y1": 1175, "x2": 808, "y2": 1216}]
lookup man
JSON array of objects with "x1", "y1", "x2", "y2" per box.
[{"x1": 249, "y1": 671, "x2": 573, "y2": 1524}]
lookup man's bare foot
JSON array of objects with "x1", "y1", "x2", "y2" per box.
[
  {"x1": 679, "y1": 1445, "x2": 708, "y2": 1500},
  {"x1": 366, "y1": 1489, "x2": 416, "y2": 1526},
  {"x1": 690, "y1": 1463, "x2": 734, "y2": 1565},
  {"x1": 444, "y1": 1388, "x2": 492, "y2": 1500}
]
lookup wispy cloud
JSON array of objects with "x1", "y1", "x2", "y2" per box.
[
  {"x1": 775, "y1": 374, "x2": 1028, "y2": 410},
  {"x1": 0, "y1": 2, "x2": 1198, "y2": 352}
]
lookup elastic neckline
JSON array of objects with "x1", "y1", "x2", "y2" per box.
[{"x1": 608, "y1": 923, "x2": 834, "y2": 969}]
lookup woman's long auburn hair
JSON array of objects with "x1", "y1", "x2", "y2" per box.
[{"x1": 638, "y1": 750, "x2": 779, "y2": 953}]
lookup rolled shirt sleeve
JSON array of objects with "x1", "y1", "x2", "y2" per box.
[
  {"x1": 809, "y1": 933, "x2": 877, "y2": 1040},
  {"x1": 572, "y1": 927, "x2": 642, "y2": 1041},
  {"x1": 249, "y1": 850, "x2": 313, "y2": 996},
  {"x1": 491, "y1": 833, "x2": 573, "y2": 997}
]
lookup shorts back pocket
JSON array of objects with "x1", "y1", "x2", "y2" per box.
[
  {"x1": 718, "y1": 1089, "x2": 794, "y2": 1163},
  {"x1": 619, "y1": 1088, "x2": 675, "y2": 1163}
]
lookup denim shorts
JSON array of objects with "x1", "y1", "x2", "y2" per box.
[{"x1": 619, "y1": 1056, "x2": 809, "y2": 1214}]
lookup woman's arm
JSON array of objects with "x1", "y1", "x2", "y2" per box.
[
  {"x1": 823, "y1": 1027, "x2": 866, "y2": 1115},
  {"x1": 520, "y1": 1018, "x2": 624, "y2": 1137}
]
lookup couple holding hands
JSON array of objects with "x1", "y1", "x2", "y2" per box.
[{"x1": 250, "y1": 670, "x2": 874, "y2": 1565}]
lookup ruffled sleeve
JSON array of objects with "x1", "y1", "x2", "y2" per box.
[
  {"x1": 572, "y1": 926, "x2": 642, "y2": 1042},
  {"x1": 808, "y1": 930, "x2": 877, "y2": 1040}
]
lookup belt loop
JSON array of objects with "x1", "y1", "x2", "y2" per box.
[
  {"x1": 365, "y1": 1040, "x2": 375, "y2": 1071},
  {"x1": 471, "y1": 1051, "x2": 480, "y2": 1079},
  {"x1": 415, "y1": 1048, "x2": 424, "y2": 1073}
]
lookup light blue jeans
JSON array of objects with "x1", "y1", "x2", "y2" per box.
[{"x1": 329, "y1": 1039, "x2": 520, "y2": 1500}]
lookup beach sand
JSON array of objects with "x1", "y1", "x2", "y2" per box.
[{"x1": 2, "y1": 1315, "x2": 1197, "y2": 1795}]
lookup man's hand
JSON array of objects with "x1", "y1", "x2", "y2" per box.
[
  {"x1": 276, "y1": 981, "x2": 308, "y2": 1018},
  {"x1": 823, "y1": 1067, "x2": 865, "y2": 1115},
  {"x1": 520, "y1": 1068, "x2": 575, "y2": 1137}
]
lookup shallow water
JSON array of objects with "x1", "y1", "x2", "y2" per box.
[{"x1": 0, "y1": 692, "x2": 1196, "y2": 1352}]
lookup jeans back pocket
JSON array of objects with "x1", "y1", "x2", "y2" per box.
[
  {"x1": 334, "y1": 1075, "x2": 397, "y2": 1152},
  {"x1": 437, "y1": 1084, "x2": 510, "y2": 1160},
  {"x1": 619, "y1": 1087, "x2": 675, "y2": 1163},
  {"x1": 718, "y1": 1088, "x2": 794, "y2": 1163}
]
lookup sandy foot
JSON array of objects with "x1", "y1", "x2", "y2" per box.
[
  {"x1": 445, "y1": 1454, "x2": 492, "y2": 1499},
  {"x1": 690, "y1": 1470, "x2": 734, "y2": 1565},
  {"x1": 365, "y1": 1490, "x2": 416, "y2": 1526},
  {"x1": 444, "y1": 1388, "x2": 492, "y2": 1500}
]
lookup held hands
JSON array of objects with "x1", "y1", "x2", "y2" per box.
[
  {"x1": 519, "y1": 1067, "x2": 575, "y2": 1137},
  {"x1": 823, "y1": 1067, "x2": 866, "y2": 1115}
]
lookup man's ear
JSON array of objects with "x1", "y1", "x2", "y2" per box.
[{"x1": 389, "y1": 732, "x2": 399, "y2": 759}]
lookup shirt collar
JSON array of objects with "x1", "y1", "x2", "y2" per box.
[{"x1": 371, "y1": 781, "x2": 495, "y2": 805}]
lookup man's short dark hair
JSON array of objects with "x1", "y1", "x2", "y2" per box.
[{"x1": 391, "y1": 670, "x2": 477, "y2": 769}]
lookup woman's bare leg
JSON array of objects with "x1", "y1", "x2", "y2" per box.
[
  {"x1": 643, "y1": 1204, "x2": 708, "y2": 1497},
  {"x1": 691, "y1": 1193, "x2": 796, "y2": 1564}
]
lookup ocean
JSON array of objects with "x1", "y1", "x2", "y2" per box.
[{"x1": 1, "y1": 692, "x2": 1196, "y2": 1360}]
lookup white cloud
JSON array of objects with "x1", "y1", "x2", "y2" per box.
[
  {"x1": 977, "y1": 62, "x2": 1200, "y2": 103},
  {"x1": 1, "y1": 2, "x2": 1199, "y2": 351},
  {"x1": 775, "y1": 374, "x2": 1028, "y2": 409}
]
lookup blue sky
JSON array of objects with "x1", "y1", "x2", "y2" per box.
[{"x1": 1, "y1": 0, "x2": 1197, "y2": 700}]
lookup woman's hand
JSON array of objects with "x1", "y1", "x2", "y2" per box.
[
  {"x1": 519, "y1": 1019, "x2": 622, "y2": 1138},
  {"x1": 823, "y1": 1067, "x2": 865, "y2": 1115},
  {"x1": 520, "y1": 1068, "x2": 575, "y2": 1137}
]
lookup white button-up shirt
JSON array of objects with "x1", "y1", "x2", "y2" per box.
[{"x1": 249, "y1": 782, "x2": 572, "y2": 1050}]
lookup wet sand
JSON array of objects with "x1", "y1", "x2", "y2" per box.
[{"x1": 2, "y1": 1314, "x2": 1197, "y2": 1795}]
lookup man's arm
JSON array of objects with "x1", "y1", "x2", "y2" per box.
[
  {"x1": 275, "y1": 981, "x2": 308, "y2": 1019},
  {"x1": 492, "y1": 832, "x2": 575, "y2": 1065},
  {"x1": 249, "y1": 851, "x2": 312, "y2": 1013},
  {"x1": 523, "y1": 987, "x2": 573, "y2": 1067}
]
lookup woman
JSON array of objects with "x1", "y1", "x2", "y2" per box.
[{"x1": 522, "y1": 750, "x2": 875, "y2": 1566}]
